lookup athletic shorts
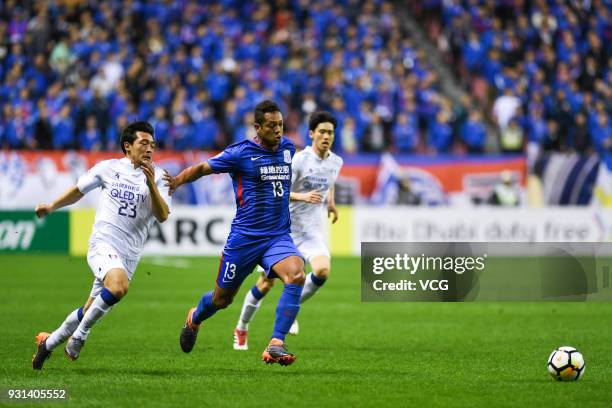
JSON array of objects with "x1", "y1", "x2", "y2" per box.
[
  {"x1": 87, "y1": 242, "x2": 138, "y2": 298},
  {"x1": 291, "y1": 230, "x2": 330, "y2": 263},
  {"x1": 216, "y1": 230, "x2": 303, "y2": 289}
]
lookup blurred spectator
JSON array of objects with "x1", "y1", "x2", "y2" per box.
[
  {"x1": 551, "y1": 89, "x2": 573, "y2": 146},
  {"x1": 33, "y1": 101, "x2": 53, "y2": 150},
  {"x1": 170, "y1": 112, "x2": 194, "y2": 150},
  {"x1": 578, "y1": 56, "x2": 599, "y2": 92},
  {"x1": 393, "y1": 111, "x2": 419, "y2": 153},
  {"x1": 233, "y1": 112, "x2": 256, "y2": 144},
  {"x1": 106, "y1": 115, "x2": 128, "y2": 152},
  {"x1": 488, "y1": 171, "x2": 520, "y2": 206},
  {"x1": 340, "y1": 117, "x2": 358, "y2": 154},
  {"x1": 192, "y1": 107, "x2": 219, "y2": 150},
  {"x1": 461, "y1": 109, "x2": 487, "y2": 153},
  {"x1": 87, "y1": 90, "x2": 110, "y2": 138},
  {"x1": 545, "y1": 120, "x2": 561, "y2": 151},
  {"x1": 500, "y1": 118, "x2": 524, "y2": 154},
  {"x1": 492, "y1": 88, "x2": 520, "y2": 130},
  {"x1": 362, "y1": 113, "x2": 387, "y2": 152},
  {"x1": 527, "y1": 106, "x2": 547, "y2": 147},
  {"x1": 7, "y1": 105, "x2": 34, "y2": 149},
  {"x1": 149, "y1": 106, "x2": 170, "y2": 149},
  {"x1": 572, "y1": 112, "x2": 591, "y2": 154},
  {"x1": 49, "y1": 39, "x2": 74, "y2": 75},
  {"x1": 590, "y1": 112, "x2": 612, "y2": 155},
  {"x1": 428, "y1": 110, "x2": 453, "y2": 153},
  {"x1": 79, "y1": 116, "x2": 102, "y2": 151},
  {"x1": 52, "y1": 105, "x2": 75, "y2": 150}
]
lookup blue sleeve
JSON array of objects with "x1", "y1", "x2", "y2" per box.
[{"x1": 208, "y1": 144, "x2": 240, "y2": 174}]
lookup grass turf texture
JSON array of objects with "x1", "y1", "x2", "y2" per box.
[{"x1": 1, "y1": 254, "x2": 611, "y2": 407}]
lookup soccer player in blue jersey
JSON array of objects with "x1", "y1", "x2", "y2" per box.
[{"x1": 165, "y1": 100, "x2": 305, "y2": 365}]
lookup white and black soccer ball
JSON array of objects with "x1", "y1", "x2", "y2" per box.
[{"x1": 547, "y1": 346, "x2": 585, "y2": 381}]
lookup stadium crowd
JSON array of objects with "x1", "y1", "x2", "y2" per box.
[
  {"x1": 415, "y1": 0, "x2": 611, "y2": 155},
  {"x1": 0, "y1": 0, "x2": 609, "y2": 155}
]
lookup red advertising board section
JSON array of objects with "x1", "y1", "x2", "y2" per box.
[
  {"x1": 8, "y1": 151, "x2": 526, "y2": 197},
  {"x1": 342, "y1": 156, "x2": 526, "y2": 195}
]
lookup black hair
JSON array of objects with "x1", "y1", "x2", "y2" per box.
[
  {"x1": 120, "y1": 121, "x2": 155, "y2": 154},
  {"x1": 254, "y1": 100, "x2": 282, "y2": 124},
  {"x1": 308, "y1": 110, "x2": 337, "y2": 131}
]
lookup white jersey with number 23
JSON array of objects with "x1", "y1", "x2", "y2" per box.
[{"x1": 76, "y1": 157, "x2": 172, "y2": 261}]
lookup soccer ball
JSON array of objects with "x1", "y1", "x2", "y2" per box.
[{"x1": 547, "y1": 346, "x2": 585, "y2": 381}]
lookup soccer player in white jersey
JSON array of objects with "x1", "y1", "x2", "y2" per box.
[
  {"x1": 32, "y1": 121, "x2": 171, "y2": 369},
  {"x1": 233, "y1": 111, "x2": 343, "y2": 350}
]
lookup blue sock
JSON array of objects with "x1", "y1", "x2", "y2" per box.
[
  {"x1": 251, "y1": 285, "x2": 265, "y2": 300},
  {"x1": 101, "y1": 288, "x2": 120, "y2": 306},
  {"x1": 193, "y1": 291, "x2": 218, "y2": 325},
  {"x1": 272, "y1": 284, "x2": 303, "y2": 341},
  {"x1": 310, "y1": 273, "x2": 327, "y2": 287}
]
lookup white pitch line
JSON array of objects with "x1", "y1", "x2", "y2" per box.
[{"x1": 141, "y1": 257, "x2": 193, "y2": 268}]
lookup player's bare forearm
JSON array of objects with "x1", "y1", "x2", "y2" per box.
[
  {"x1": 291, "y1": 190, "x2": 323, "y2": 203},
  {"x1": 289, "y1": 192, "x2": 305, "y2": 202},
  {"x1": 327, "y1": 185, "x2": 338, "y2": 223},
  {"x1": 174, "y1": 162, "x2": 213, "y2": 187},
  {"x1": 147, "y1": 183, "x2": 170, "y2": 223},
  {"x1": 50, "y1": 186, "x2": 84, "y2": 210},
  {"x1": 141, "y1": 161, "x2": 169, "y2": 222},
  {"x1": 35, "y1": 186, "x2": 84, "y2": 218},
  {"x1": 327, "y1": 185, "x2": 336, "y2": 207}
]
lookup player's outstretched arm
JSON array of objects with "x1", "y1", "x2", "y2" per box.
[
  {"x1": 290, "y1": 190, "x2": 323, "y2": 204},
  {"x1": 164, "y1": 162, "x2": 213, "y2": 194},
  {"x1": 141, "y1": 160, "x2": 170, "y2": 223},
  {"x1": 35, "y1": 186, "x2": 84, "y2": 219}
]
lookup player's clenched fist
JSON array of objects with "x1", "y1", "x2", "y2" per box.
[{"x1": 35, "y1": 204, "x2": 53, "y2": 218}]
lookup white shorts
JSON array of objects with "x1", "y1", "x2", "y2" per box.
[
  {"x1": 292, "y1": 231, "x2": 330, "y2": 263},
  {"x1": 87, "y1": 242, "x2": 138, "y2": 298}
]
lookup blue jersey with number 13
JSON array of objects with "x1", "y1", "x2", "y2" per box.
[{"x1": 208, "y1": 137, "x2": 295, "y2": 237}]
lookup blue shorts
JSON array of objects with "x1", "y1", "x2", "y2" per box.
[{"x1": 215, "y1": 230, "x2": 303, "y2": 289}]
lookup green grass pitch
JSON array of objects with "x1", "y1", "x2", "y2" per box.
[{"x1": 1, "y1": 254, "x2": 611, "y2": 407}]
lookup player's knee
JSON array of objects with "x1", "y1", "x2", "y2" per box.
[
  {"x1": 104, "y1": 270, "x2": 129, "y2": 299},
  {"x1": 118, "y1": 284, "x2": 129, "y2": 298},
  {"x1": 315, "y1": 266, "x2": 330, "y2": 280},
  {"x1": 287, "y1": 269, "x2": 306, "y2": 285},
  {"x1": 105, "y1": 278, "x2": 129, "y2": 299},
  {"x1": 108, "y1": 283, "x2": 128, "y2": 299}
]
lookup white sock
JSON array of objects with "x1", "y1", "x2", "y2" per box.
[
  {"x1": 72, "y1": 295, "x2": 113, "y2": 341},
  {"x1": 45, "y1": 308, "x2": 82, "y2": 351},
  {"x1": 236, "y1": 290, "x2": 263, "y2": 331},
  {"x1": 301, "y1": 273, "x2": 325, "y2": 303}
]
